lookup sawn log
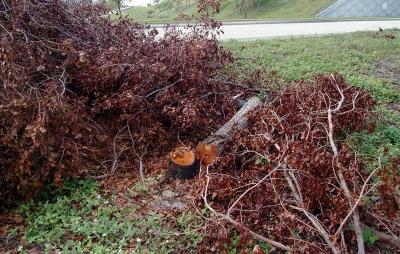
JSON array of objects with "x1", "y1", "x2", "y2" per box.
[{"x1": 167, "y1": 96, "x2": 262, "y2": 179}]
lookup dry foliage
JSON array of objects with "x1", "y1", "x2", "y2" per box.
[
  {"x1": 1, "y1": 1, "x2": 398, "y2": 253},
  {"x1": 200, "y1": 75, "x2": 399, "y2": 253},
  {"x1": 0, "y1": 0, "x2": 242, "y2": 208}
]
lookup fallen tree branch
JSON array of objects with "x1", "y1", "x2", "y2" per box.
[
  {"x1": 197, "y1": 75, "x2": 382, "y2": 253},
  {"x1": 334, "y1": 158, "x2": 382, "y2": 238},
  {"x1": 127, "y1": 123, "x2": 147, "y2": 183},
  {"x1": 197, "y1": 96, "x2": 263, "y2": 165},
  {"x1": 202, "y1": 164, "x2": 291, "y2": 252},
  {"x1": 226, "y1": 164, "x2": 279, "y2": 216},
  {"x1": 327, "y1": 76, "x2": 365, "y2": 254},
  {"x1": 284, "y1": 169, "x2": 340, "y2": 254}
]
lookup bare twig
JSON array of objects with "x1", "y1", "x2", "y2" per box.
[
  {"x1": 334, "y1": 158, "x2": 382, "y2": 238},
  {"x1": 327, "y1": 77, "x2": 365, "y2": 254},
  {"x1": 284, "y1": 169, "x2": 340, "y2": 254},
  {"x1": 202, "y1": 165, "x2": 291, "y2": 252},
  {"x1": 227, "y1": 164, "x2": 280, "y2": 216},
  {"x1": 145, "y1": 79, "x2": 182, "y2": 98},
  {"x1": 340, "y1": 231, "x2": 348, "y2": 254},
  {"x1": 110, "y1": 126, "x2": 129, "y2": 174},
  {"x1": 127, "y1": 122, "x2": 147, "y2": 183},
  {"x1": 0, "y1": 22, "x2": 13, "y2": 39}
]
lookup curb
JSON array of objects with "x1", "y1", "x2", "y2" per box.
[{"x1": 149, "y1": 18, "x2": 400, "y2": 27}]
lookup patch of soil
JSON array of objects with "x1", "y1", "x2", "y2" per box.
[
  {"x1": 99, "y1": 158, "x2": 201, "y2": 215},
  {"x1": 375, "y1": 57, "x2": 400, "y2": 88},
  {"x1": 375, "y1": 56, "x2": 400, "y2": 111},
  {"x1": 387, "y1": 103, "x2": 400, "y2": 112},
  {"x1": 0, "y1": 213, "x2": 25, "y2": 253},
  {"x1": 372, "y1": 31, "x2": 397, "y2": 40}
]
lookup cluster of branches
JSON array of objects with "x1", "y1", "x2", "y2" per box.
[
  {"x1": 200, "y1": 75, "x2": 400, "y2": 253},
  {"x1": 0, "y1": 0, "x2": 242, "y2": 208}
]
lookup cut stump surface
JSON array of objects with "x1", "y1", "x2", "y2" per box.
[{"x1": 167, "y1": 147, "x2": 199, "y2": 179}]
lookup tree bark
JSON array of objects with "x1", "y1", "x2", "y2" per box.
[
  {"x1": 197, "y1": 96, "x2": 262, "y2": 165},
  {"x1": 167, "y1": 96, "x2": 262, "y2": 178}
]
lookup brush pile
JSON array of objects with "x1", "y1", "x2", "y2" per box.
[
  {"x1": 0, "y1": 0, "x2": 242, "y2": 207},
  {"x1": 1, "y1": 0, "x2": 398, "y2": 252},
  {"x1": 201, "y1": 75, "x2": 400, "y2": 253}
]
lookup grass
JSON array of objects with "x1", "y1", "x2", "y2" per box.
[
  {"x1": 350, "y1": 109, "x2": 400, "y2": 171},
  {"x1": 6, "y1": 30, "x2": 400, "y2": 253},
  {"x1": 13, "y1": 179, "x2": 203, "y2": 253},
  {"x1": 225, "y1": 29, "x2": 400, "y2": 170},
  {"x1": 120, "y1": 0, "x2": 333, "y2": 23},
  {"x1": 225, "y1": 30, "x2": 400, "y2": 103}
]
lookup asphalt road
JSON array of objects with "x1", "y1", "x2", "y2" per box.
[
  {"x1": 155, "y1": 20, "x2": 400, "y2": 40},
  {"x1": 218, "y1": 20, "x2": 400, "y2": 40}
]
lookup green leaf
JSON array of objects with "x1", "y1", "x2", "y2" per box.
[
  {"x1": 255, "y1": 156, "x2": 269, "y2": 165},
  {"x1": 362, "y1": 227, "x2": 380, "y2": 246}
]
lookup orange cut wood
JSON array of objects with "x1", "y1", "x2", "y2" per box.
[
  {"x1": 196, "y1": 143, "x2": 218, "y2": 166},
  {"x1": 167, "y1": 147, "x2": 199, "y2": 179},
  {"x1": 167, "y1": 97, "x2": 262, "y2": 178},
  {"x1": 170, "y1": 147, "x2": 195, "y2": 166}
]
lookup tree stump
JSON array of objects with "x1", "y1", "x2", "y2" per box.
[
  {"x1": 167, "y1": 147, "x2": 200, "y2": 179},
  {"x1": 167, "y1": 96, "x2": 262, "y2": 179}
]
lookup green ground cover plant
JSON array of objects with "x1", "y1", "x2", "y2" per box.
[{"x1": 16, "y1": 179, "x2": 203, "y2": 253}]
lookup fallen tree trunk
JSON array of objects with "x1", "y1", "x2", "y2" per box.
[
  {"x1": 167, "y1": 96, "x2": 262, "y2": 179},
  {"x1": 197, "y1": 96, "x2": 262, "y2": 166}
]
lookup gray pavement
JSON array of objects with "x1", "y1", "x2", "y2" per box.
[
  {"x1": 155, "y1": 20, "x2": 400, "y2": 40},
  {"x1": 220, "y1": 20, "x2": 400, "y2": 40}
]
